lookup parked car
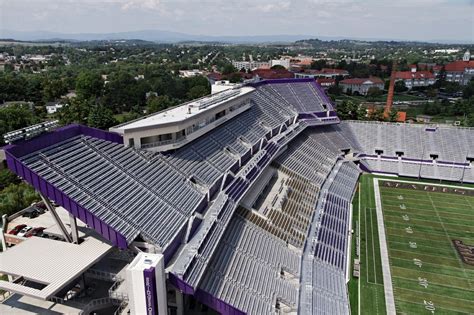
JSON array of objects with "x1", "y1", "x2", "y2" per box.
[
  {"x1": 17, "y1": 226, "x2": 33, "y2": 237},
  {"x1": 33, "y1": 201, "x2": 47, "y2": 210},
  {"x1": 8, "y1": 224, "x2": 27, "y2": 235},
  {"x1": 22, "y1": 206, "x2": 45, "y2": 219},
  {"x1": 25, "y1": 227, "x2": 46, "y2": 237}
]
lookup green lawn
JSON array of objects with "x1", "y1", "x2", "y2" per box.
[{"x1": 350, "y1": 175, "x2": 474, "y2": 314}]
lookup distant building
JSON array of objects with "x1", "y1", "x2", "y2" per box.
[
  {"x1": 251, "y1": 68, "x2": 294, "y2": 80},
  {"x1": 339, "y1": 77, "x2": 384, "y2": 95},
  {"x1": 211, "y1": 80, "x2": 240, "y2": 94},
  {"x1": 416, "y1": 115, "x2": 433, "y2": 123},
  {"x1": 394, "y1": 68, "x2": 436, "y2": 89},
  {"x1": 146, "y1": 91, "x2": 158, "y2": 99},
  {"x1": 232, "y1": 60, "x2": 270, "y2": 71},
  {"x1": 179, "y1": 69, "x2": 207, "y2": 78},
  {"x1": 444, "y1": 51, "x2": 474, "y2": 85},
  {"x1": 45, "y1": 101, "x2": 64, "y2": 114},
  {"x1": 294, "y1": 68, "x2": 349, "y2": 79},
  {"x1": 270, "y1": 59, "x2": 290, "y2": 69},
  {"x1": 206, "y1": 72, "x2": 224, "y2": 85},
  {"x1": 316, "y1": 78, "x2": 336, "y2": 89}
]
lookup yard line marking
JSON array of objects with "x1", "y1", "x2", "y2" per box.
[
  {"x1": 427, "y1": 192, "x2": 474, "y2": 290},
  {"x1": 391, "y1": 267, "x2": 474, "y2": 287},
  {"x1": 463, "y1": 195, "x2": 474, "y2": 210}
]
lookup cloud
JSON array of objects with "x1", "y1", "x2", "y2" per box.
[
  {"x1": 120, "y1": 0, "x2": 161, "y2": 10},
  {"x1": 255, "y1": 1, "x2": 290, "y2": 13}
]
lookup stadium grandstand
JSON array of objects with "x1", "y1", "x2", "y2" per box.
[{"x1": 0, "y1": 78, "x2": 473, "y2": 315}]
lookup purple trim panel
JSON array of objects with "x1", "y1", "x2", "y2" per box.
[
  {"x1": 358, "y1": 162, "x2": 371, "y2": 173},
  {"x1": 168, "y1": 273, "x2": 195, "y2": 295},
  {"x1": 3, "y1": 124, "x2": 122, "y2": 158},
  {"x1": 311, "y1": 79, "x2": 334, "y2": 109},
  {"x1": 298, "y1": 113, "x2": 316, "y2": 120},
  {"x1": 143, "y1": 267, "x2": 158, "y2": 315}
]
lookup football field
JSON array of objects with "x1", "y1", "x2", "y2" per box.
[
  {"x1": 353, "y1": 175, "x2": 474, "y2": 315},
  {"x1": 378, "y1": 179, "x2": 474, "y2": 314}
]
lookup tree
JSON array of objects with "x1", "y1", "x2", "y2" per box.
[
  {"x1": 187, "y1": 85, "x2": 209, "y2": 100},
  {"x1": 367, "y1": 87, "x2": 382, "y2": 99},
  {"x1": 327, "y1": 85, "x2": 342, "y2": 96},
  {"x1": 0, "y1": 182, "x2": 39, "y2": 216},
  {"x1": 88, "y1": 105, "x2": 117, "y2": 130},
  {"x1": 0, "y1": 169, "x2": 20, "y2": 190},
  {"x1": 462, "y1": 80, "x2": 474, "y2": 99},
  {"x1": 42, "y1": 77, "x2": 67, "y2": 102},
  {"x1": 394, "y1": 80, "x2": 408, "y2": 93},
  {"x1": 465, "y1": 113, "x2": 474, "y2": 127},
  {"x1": 57, "y1": 97, "x2": 90, "y2": 125},
  {"x1": 0, "y1": 104, "x2": 37, "y2": 144},
  {"x1": 388, "y1": 108, "x2": 399, "y2": 122},
  {"x1": 367, "y1": 107, "x2": 385, "y2": 121},
  {"x1": 422, "y1": 101, "x2": 442, "y2": 115},
  {"x1": 147, "y1": 95, "x2": 174, "y2": 114},
  {"x1": 222, "y1": 64, "x2": 237, "y2": 75},
  {"x1": 336, "y1": 101, "x2": 350, "y2": 120},
  {"x1": 76, "y1": 71, "x2": 103, "y2": 99},
  {"x1": 228, "y1": 72, "x2": 242, "y2": 83},
  {"x1": 336, "y1": 100, "x2": 362, "y2": 120},
  {"x1": 270, "y1": 65, "x2": 286, "y2": 70},
  {"x1": 310, "y1": 60, "x2": 327, "y2": 70}
]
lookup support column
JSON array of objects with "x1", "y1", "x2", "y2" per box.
[
  {"x1": 69, "y1": 213, "x2": 79, "y2": 244},
  {"x1": 40, "y1": 194, "x2": 72, "y2": 243},
  {"x1": 176, "y1": 289, "x2": 184, "y2": 315}
]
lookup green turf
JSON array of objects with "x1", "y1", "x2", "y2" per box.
[
  {"x1": 380, "y1": 181, "x2": 474, "y2": 314},
  {"x1": 350, "y1": 174, "x2": 474, "y2": 315},
  {"x1": 350, "y1": 174, "x2": 386, "y2": 315}
]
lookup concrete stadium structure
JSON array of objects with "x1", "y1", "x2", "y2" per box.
[{"x1": 1, "y1": 78, "x2": 473, "y2": 315}]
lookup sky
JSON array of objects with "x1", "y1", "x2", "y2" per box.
[{"x1": 0, "y1": 0, "x2": 473, "y2": 41}]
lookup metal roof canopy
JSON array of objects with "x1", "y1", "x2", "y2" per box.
[{"x1": 0, "y1": 234, "x2": 112, "y2": 300}]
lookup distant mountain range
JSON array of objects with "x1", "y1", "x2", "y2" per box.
[
  {"x1": 0, "y1": 29, "x2": 316, "y2": 43},
  {"x1": 0, "y1": 29, "x2": 472, "y2": 44}
]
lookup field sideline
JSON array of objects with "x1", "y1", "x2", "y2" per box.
[{"x1": 350, "y1": 175, "x2": 474, "y2": 315}]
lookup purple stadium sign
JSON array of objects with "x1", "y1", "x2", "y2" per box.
[{"x1": 143, "y1": 267, "x2": 158, "y2": 315}]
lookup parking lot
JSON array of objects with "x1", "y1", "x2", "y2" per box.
[{"x1": 5, "y1": 205, "x2": 87, "y2": 241}]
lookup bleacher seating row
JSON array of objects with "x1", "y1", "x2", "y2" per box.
[
  {"x1": 176, "y1": 140, "x2": 285, "y2": 287},
  {"x1": 276, "y1": 133, "x2": 339, "y2": 185},
  {"x1": 299, "y1": 161, "x2": 359, "y2": 315},
  {"x1": 199, "y1": 215, "x2": 300, "y2": 315},
  {"x1": 344, "y1": 121, "x2": 474, "y2": 163},
  {"x1": 21, "y1": 135, "x2": 205, "y2": 247},
  {"x1": 267, "y1": 82, "x2": 327, "y2": 113},
  {"x1": 361, "y1": 158, "x2": 473, "y2": 182},
  {"x1": 164, "y1": 83, "x2": 308, "y2": 188}
]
